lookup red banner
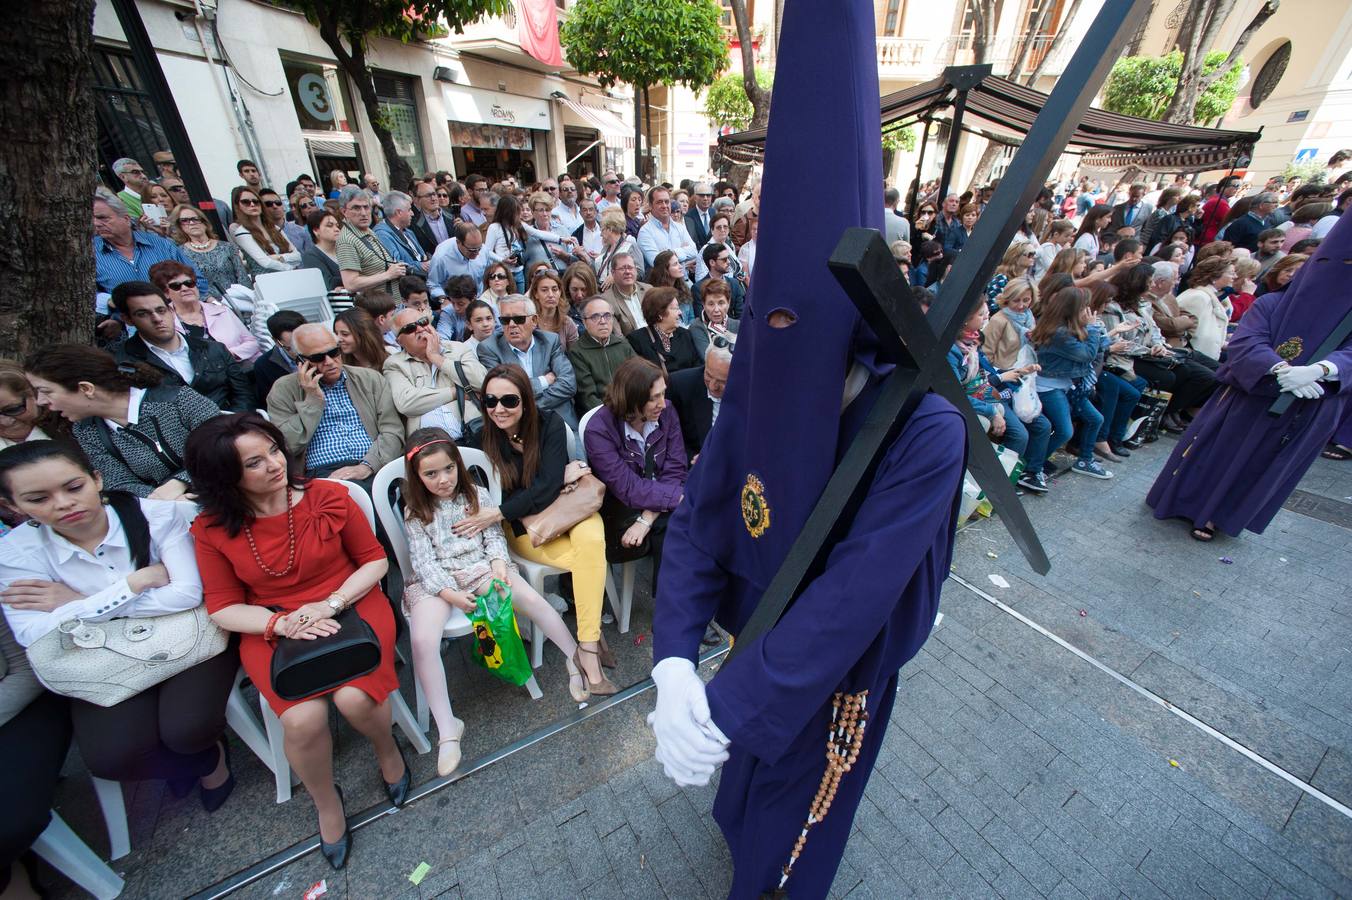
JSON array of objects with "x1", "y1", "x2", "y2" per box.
[{"x1": 517, "y1": 0, "x2": 563, "y2": 67}]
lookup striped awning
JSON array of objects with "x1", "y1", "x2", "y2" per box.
[
  {"x1": 556, "y1": 96, "x2": 634, "y2": 149},
  {"x1": 720, "y1": 71, "x2": 1260, "y2": 174}
]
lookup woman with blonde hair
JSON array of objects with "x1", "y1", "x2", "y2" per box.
[
  {"x1": 594, "y1": 209, "x2": 640, "y2": 285},
  {"x1": 228, "y1": 185, "x2": 299, "y2": 277},
  {"x1": 529, "y1": 270, "x2": 579, "y2": 351},
  {"x1": 982, "y1": 277, "x2": 1038, "y2": 370},
  {"x1": 169, "y1": 205, "x2": 253, "y2": 299},
  {"x1": 984, "y1": 241, "x2": 1038, "y2": 312}
]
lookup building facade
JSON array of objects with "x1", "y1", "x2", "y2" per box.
[{"x1": 92, "y1": 0, "x2": 636, "y2": 200}]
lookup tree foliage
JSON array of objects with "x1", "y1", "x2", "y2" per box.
[
  {"x1": 1101, "y1": 50, "x2": 1241, "y2": 123},
  {"x1": 704, "y1": 69, "x2": 772, "y2": 132},
  {"x1": 290, "y1": 0, "x2": 511, "y2": 190},
  {"x1": 560, "y1": 0, "x2": 727, "y2": 93},
  {"x1": 882, "y1": 124, "x2": 917, "y2": 153}
]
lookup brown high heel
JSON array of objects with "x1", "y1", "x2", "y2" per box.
[
  {"x1": 597, "y1": 632, "x2": 617, "y2": 669},
  {"x1": 575, "y1": 645, "x2": 618, "y2": 696}
]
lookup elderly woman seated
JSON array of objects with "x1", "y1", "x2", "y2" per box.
[{"x1": 582, "y1": 357, "x2": 688, "y2": 596}]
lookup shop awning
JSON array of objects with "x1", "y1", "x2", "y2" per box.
[
  {"x1": 719, "y1": 70, "x2": 1260, "y2": 173},
  {"x1": 556, "y1": 96, "x2": 635, "y2": 149}
]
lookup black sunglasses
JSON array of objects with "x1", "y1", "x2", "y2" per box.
[
  {"x1": 165, "y1": 279, "x2": 195, "y2": 291},
  {"x1": 301, "y1": 346, "x2": 342, "y2": 363},
  {"x1": 483, "y1": 393, "x2": 522, "y2": 410},
  {"x1": 262, "y1": 200, "x2": 284, "y2": 208},
  {"x1": 488, "y1": 272, "x2": 508, "y2": 280},
  {"x1": 499, "y1": 315, "x2": 529, "y2": 326},
  {"x1": 0, "y1": 400, "x2": 28, "y2": 418},
  {"x1": 398, "y1": 316, "x2": 431, "y2": 336}
]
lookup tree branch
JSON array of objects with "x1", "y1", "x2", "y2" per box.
[
  {"x1": 1199, "y1": 0, "x2": 1278, "y2": 89},
  {"x1": 728, "y1": 0, "x2": 770, "y2": 128},
  {"x1": 1024, "y1": 0, "x2": 1084, "y2": 84}
]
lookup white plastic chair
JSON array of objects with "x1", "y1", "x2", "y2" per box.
[
  {"x1": 32, "y1": 812, "x2": 124, "y2": 899},
  {"x1": 577, "y1": 405, "x2": 641, "y2": 634},
  {"x1": 456, "y1": 448, "x2": 624, "y2": 647},
  {"x1": 371, "y1": 459, "x2": 544, "y2": 731},
  {"x1": 253, "y1": 269, "x2": 333, "y2": 329}
]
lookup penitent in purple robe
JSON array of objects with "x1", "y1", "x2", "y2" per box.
[
  {"x1": 654, "y1": 389, "x2": 965, "y2": 898},
  {"x1": 1147, "y1": 291, "x2": 1352, "y2": 535}
]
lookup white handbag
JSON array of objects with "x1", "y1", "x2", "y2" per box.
[{"x1": 25, "y1": 605, "x2": 228, "y2": 707}]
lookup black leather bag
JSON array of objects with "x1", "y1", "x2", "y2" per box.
[{"x1": 269, "y1": 607, "x2": 381, "y2": 701}]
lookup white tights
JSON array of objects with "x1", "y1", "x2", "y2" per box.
[{"x1": 408, "y1": 571, "x2": 579, "y2": 742}]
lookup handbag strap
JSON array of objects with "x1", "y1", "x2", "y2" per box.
[{"x1": 95, "y1": 417, "x2": 181, "y2": 484}]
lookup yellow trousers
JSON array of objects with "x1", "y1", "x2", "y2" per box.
[{"x1": 505, "y1": 513, "x2": 607, "y2": 642}]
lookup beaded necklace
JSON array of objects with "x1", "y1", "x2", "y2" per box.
[{"x1": 243, "y1": 485, "x2": 297, "y2": 577}]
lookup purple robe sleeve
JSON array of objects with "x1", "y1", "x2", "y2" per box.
[
  {"x1": 651, "y1": 490, "x2": 734, "y2": 664},
  {"x1": 1218, "y1": 294, "x2": 1285, "y2": 393},
  {"x1": 703, "y1": 408, "x2": 965, "y2": 764}
]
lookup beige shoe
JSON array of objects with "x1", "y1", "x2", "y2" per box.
[
  {"x1": 437, "y1": 718, "x2": 466, "y2": 777},
  {"x1": 576, "y1": 645, "x2": 618, "y2": 696},
  {"x1": 565, "y1": 652, "x2": 590, "y2": 703}
]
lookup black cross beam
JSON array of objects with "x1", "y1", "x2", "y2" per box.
[{"x1": 728, "y1": 0, "x2": 1150, "y2": 661}]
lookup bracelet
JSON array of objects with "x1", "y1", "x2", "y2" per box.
[
  {"x1": 328, "y1": 591, "x2": 350, "y2": 609},
  {"x1": 636, "y1": 518, "x2": 652, "y2": 530},
  {"x1": 263, "y1": 611, "x2": 285, "y2": 643}
]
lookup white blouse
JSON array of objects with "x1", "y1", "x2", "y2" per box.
[
  {"x1": 229, "y1": 222, "x2": 301, "y2": 273},
  {"x1": 0, "y1": 498, "x2": 202, "y2": 647}
]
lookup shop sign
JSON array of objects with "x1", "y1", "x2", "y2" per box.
[{"x1": 443, "y1": 84, "x2": 552, "y2": 131}]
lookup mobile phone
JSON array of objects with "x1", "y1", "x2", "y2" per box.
[
  {"x1": 144, "y1": 203, "x2": 167, "y2": 225},
  {"x1": 450, "y1": 203, "x2": 462, "y2": 218}
]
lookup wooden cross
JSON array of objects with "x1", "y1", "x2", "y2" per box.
[{"x1": 729, "y1": 0, "x2": 1151, "y2": 658}]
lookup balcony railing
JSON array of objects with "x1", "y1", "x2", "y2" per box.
[{"x1": 877, "y1": 32, "x2": 1073, "y2": 81}]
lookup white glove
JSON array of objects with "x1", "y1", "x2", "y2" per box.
[
  {"x1": 648, "y1": 657, "x2": 729, "y2": 786},
  {"x1": 1277, "y1": 363, "x2": 1324, "y2": 391},
  {"x1": 1289, "y1": 382, "x2": 1325, "y2": 400}
]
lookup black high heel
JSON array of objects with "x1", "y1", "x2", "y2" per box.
[
  {"x1": 199, "y1": 740, "x2": 235, "y2": 813},
  {"x1": 384, "y1": 745, "x2": 412, "y2": 808},
  {"x1": 319, "y1": 785, "x2": 351, "y2": 870}
]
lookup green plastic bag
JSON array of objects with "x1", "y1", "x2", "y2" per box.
[{"x1": 468, "y1": 579, "x2": 532, "y2": 686}]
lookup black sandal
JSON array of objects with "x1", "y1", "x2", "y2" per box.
[
  {"x1": 1321, "y1": 443, "x2": 1352, "y2": 461},
  {"x1": 1190, "y1": 525, "x2": 1215, "y2": 542}
]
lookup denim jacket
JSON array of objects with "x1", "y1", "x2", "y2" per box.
[{"x1": 1034, "y1": 325, "x2": 1106, "y2": 380}]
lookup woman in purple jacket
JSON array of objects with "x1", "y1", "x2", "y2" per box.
[{"x1": 582, "y1": 357, "x2": 689, "y2": 596}]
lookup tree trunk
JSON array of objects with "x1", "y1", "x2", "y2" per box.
[
  {"x1": 728, "y1": 0, "x2": 771, "y2": 130},
  {"x1": 0, "y1": 0, "x2": 98, "y2": 356},
  {"x1": 1161, "y1": 0, "x2": 1275, "y2": 124},
  {"x1": 1024, "y1": 0, "x2": 1085, "y2": 85},
  {"x1": 315, "y1": 17, "x2": 415, "y2": 192},
  {"x1": 644, "y1": 84, "x2": 654, "y2": 179},
  {"x1": 967, "y1": 141, "x2": 1008, "y2": 194}
]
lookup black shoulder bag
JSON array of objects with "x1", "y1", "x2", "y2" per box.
[{"x1": 269, "y1": 605, "x2": 381, "y2": 701}]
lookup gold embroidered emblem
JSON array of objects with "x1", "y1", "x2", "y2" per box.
[
  {"x1": 741, "y1": 474, "x2": 770, "y2": 538},
  {"x1": 1276, "y1": 336, "x2": 1304, "y2": 361}
]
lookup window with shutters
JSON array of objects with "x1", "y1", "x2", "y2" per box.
[{"x1": 373, "y1": 72, "x2": 428, "y2": 176}]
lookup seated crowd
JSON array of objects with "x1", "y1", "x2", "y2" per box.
[
  {"x1": 4, "y1": 158, "x2": 1346, "y2": 896},
  {"x1": 2, "y1": 165, "x2": 750, "y2": 890}
]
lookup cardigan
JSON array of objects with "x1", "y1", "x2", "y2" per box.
[
  {"x1": 1176, "y1": 285, "x2": 1230, "y2": 361},
  {"x1": 405, "y1": 486, "x2": 512, "y2": 595},
  {"x1": 72, "y1": 384, "x2": 221, "y2": 496}
]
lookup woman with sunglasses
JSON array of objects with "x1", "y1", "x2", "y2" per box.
[
  {"x1": 258, "y1": 188, "x2": 311, "y2": 256},
  {"x1": 984, "y1": 242, "x2": 1038, "y2": 313},
  {"x1": 170, "y1": 204, "x2": 253, "y2": 298},
  {"x1": 228, "y1": 186, "x2": 300, "y2": 278},
  {"x1": 913, "y1": 204, "x2": 937, "y2": 242},
  {"x1": 463, "y1": 365, "x2": 617, "y2": 695},
  {"x1": 149, "y1": 260, "x2": 260, "y2": 363},
  {"x1": 479, "y1": 261, "x2": 514, "y2": 313}
]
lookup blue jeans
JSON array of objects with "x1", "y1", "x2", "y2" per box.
[
  {"x1": 1093, "y1": 372, "x2": 1145, "y2": 443},
  {"x1": 995, "y1": 400, "x2": 1051, "y2": 477},
  {"x1": 1039, "y1": 387, "x2": 1102, "y2": 466}
]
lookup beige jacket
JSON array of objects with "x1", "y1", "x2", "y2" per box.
[
  {"x1": 982, "y1": 311, "x2": 1025, "y2": 371},
  {"x1": 1176, "y1": 286, "x2": 1230, "y2": 361},
  {"x1": 382, "y1": 341, "x2": 487, "y2": 437},
  {"x1": 602, "y1": 282, "x2": 650, "y2": 336},
  {"x1": 267, "y1": 365, "x2": 405, "y2": 472}
]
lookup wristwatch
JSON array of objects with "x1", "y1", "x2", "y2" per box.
[{"x1": 327, "y1": 596, "x2": 344, "y2": 612}]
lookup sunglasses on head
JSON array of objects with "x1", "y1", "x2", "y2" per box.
[
  {"x1": 483, "y1": 393, "x2": 522, "y2": 410},
  {"x1": 499, "y1": 315, "x2": 529, "y2": 326},
  {"x1": 301, "y1": 346, "x2": 342, "y2": 364},
  {"x1": 165, "y1": 279, "x2": 195, "y2": 291},
  {"x1": 398, "y1": 316, "x2": 431, "y2": 336}
]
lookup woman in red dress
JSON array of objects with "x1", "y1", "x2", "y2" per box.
[{"x1": 185, "y1": 413, "x2": 407, "y2": 870}]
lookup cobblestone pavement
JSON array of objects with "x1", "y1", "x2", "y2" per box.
[{"x1": 46, "y1": 433, "x2": 1352, "y2": 898}]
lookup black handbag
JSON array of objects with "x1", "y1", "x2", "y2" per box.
[{"x1": 269, "y1": 606, "x2": 381, "y2": 701}]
